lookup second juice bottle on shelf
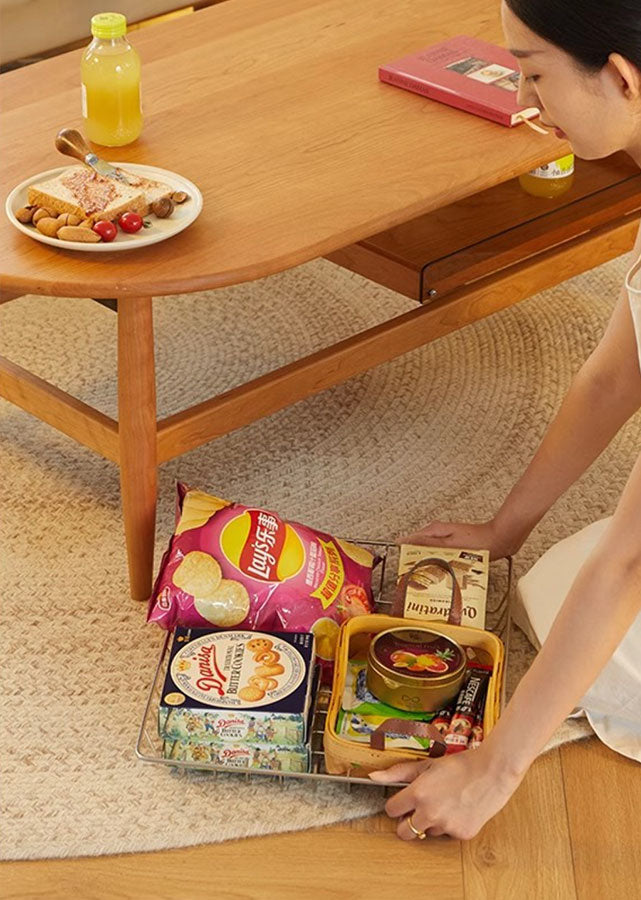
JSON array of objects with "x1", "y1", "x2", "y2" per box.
[{"x1": 519, "y1": 153, "x2": 575, "y2": 199}]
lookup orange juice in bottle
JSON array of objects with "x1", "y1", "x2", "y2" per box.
[
  {"x1": 81, "y1": 12, "x2": 142, "y2": 147},
  {"x1": 519, "y1": 154, "x2": 575, "y2": 199}
]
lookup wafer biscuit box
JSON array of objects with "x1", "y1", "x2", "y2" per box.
[
  {"x1": 163, "y1": 738, "x2": 309, "y2": 772},
  {"x1": 158, "y1": 628, "x2": 316, "y2": 744}
]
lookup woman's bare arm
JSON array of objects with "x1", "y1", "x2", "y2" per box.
[
  {"x1": 406, "y1": 237, "x2": 641, "y2": 557},
  {"x1": 373, "y1": 446, "x2": 641, "y2": 839},
  {"x1": 494, "y1": 277, "x2": 641, "y2": 550}
]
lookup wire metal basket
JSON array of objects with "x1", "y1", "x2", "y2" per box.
[{"x1": 136, "y1": 543, "x2": 513, "y2": 790}]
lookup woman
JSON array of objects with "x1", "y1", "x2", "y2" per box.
[{"x1": 369, "y1": 0, "x2": 641, "y2": 840}]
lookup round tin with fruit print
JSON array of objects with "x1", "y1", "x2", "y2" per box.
[{"x1": 366, "y1": 627, "x2": 466, "y2": 713}]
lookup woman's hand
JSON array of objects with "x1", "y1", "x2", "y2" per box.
[
  {"x1": 369, "y1": 747, "x2": 523, "y2": 841},
  {"x1": 398, "y1": 518, "x2": 520, "y2": 561}
]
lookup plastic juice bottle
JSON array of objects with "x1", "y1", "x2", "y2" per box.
[
  {"x1": 519, "y1": 154, "x2": 575, "y2": 198},
  {"x1": 81, "y1": 12, "x2": 142, "y2": 147}
]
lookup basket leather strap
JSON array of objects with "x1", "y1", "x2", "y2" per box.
[
  {"x1": 369, "y1": 717, "x2": 447, "y2": 756},
  {"x1": 394, "y1": 556, "x2": 463, "y2": 625}
]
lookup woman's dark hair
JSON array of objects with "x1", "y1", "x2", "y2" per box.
[{"x1": 505, "y1": 0, "x2": 641, "y2": 72}]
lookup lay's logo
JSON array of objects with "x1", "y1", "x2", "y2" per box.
[{"x1": 220, "y1": 509, "x2": 305, "y2": 582}]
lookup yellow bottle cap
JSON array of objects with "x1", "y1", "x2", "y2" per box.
[
  {"x1": 91, "y1": 12, "x2": 127, "y2": 39},
  {"x1": 556, "y1": 153, "x2": 574, "y2": 172}
]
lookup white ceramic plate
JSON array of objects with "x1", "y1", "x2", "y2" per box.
[{"x1": 5, "y1": 163, "x2": 203, "y2": 252}]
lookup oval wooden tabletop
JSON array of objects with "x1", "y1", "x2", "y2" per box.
[{"x1": 0, "y1": 0, "x2": 568, "y2": 298}]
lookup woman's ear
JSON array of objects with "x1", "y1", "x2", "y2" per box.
[{"x1": 608, "y1": 52, "x2": 641, "y2": 100}]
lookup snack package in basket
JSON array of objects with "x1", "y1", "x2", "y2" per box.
[{"x1": 148, "y1": 485, "x2": 377, "y2": 660}]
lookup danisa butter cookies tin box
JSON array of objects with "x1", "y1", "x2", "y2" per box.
[{"x1": 158, "y1": 628, "x2": 316, "y2": 745}]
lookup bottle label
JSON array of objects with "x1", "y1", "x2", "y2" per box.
[
  {"x1": 529, "y1": 154, "x2": 574, "y2": 179},
  {"x1": 81, "y1": 83, "x2": 87, "y2": 119}
]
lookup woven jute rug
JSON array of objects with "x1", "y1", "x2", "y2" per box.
[{"x1": 3, "y1": 251, "x2": 636, "y2": 860}]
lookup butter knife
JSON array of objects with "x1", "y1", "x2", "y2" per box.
[{"x1": 55, "y1": 128, "x2": 133, "y2": 184}]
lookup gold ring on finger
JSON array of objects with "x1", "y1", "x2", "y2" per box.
[{"x1": 406, "y1": 814, "x2": 427, "y2": 840}]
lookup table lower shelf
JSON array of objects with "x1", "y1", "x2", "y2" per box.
[{"x1": 326, "y1": 153, "x2": 641, "y2": 303}]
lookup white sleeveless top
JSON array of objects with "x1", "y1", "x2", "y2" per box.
[
  {"x1": 517, "y1": 517, "x2": 641, "y2": 763},
  {"x1": 625, "y1": 254, "x2": 641, "y2": 373},
  {"x1": 631, "y1": 302, "x2": 641, "y2": 371}
]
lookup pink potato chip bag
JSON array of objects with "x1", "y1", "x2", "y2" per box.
[{"x1": 148, "y1": 485, "x2": 377, "y2": 662}]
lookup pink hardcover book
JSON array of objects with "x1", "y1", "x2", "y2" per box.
[{"x1": 379, "y1": 35, "x2": 540, "y2": 127}]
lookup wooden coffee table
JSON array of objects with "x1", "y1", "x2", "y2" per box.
[{"x1": 0, "y1": 0, "x2": 634, "y2": 600}]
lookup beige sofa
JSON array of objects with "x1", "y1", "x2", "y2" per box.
[{"x1": 0, "y1": 0, "x2": 194, "y2": 66}]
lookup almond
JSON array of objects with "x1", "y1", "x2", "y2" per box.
[
  {"x1": 15, "y1": 205, "x2": 38, "y2": 224},
  {"x1": 35, "y1": 216, "x2": 62, "y2": 237},
  {"x1": 58, "y1": 225, "x2": 101, "y2": 243},
  {"x1": 32, "y1": 207, "x2": 57, "y2": 225},
  {"x1": 57, "y1": 213, "x2": 81, "y2": 227}
]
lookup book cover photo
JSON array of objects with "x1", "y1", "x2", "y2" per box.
[{"x1": 379, "y1": 34, "x2": 541, "y2": 127}]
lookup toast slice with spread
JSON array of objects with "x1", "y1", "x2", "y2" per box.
[
  {"x1": 27, "y1": 165, "x2": 174, "y2": 222},
  {"x1": 28, "y1": 166, "x2": 147, "y2": 222},
  {"x1": 119, "y1": 170, "x2": 173, "y2": 210}
]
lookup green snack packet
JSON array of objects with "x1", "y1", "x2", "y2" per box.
[
  {"x1": 342, "y1": 658, "x2": 437, "y2": 719},
  {"x1": 336, "y1": 658, "x2": 436, "y2": 748}
]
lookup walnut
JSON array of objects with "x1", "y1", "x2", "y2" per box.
[{"x1": 151, "y1": 197, "x2": 174, "y2": 218}]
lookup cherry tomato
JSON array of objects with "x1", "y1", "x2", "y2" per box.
[
  {"x1": 92, "y1": 220, "x2": 117, "y2": 242},
  {"x1": 118, "y1": 212, "x2": 143, "y2": 234}
]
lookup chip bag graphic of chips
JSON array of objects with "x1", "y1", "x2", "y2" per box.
[{"x1": 148, "y1": 484, "x2": 377, "y2": 643}]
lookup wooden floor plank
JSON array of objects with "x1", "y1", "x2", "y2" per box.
[
  {"x1": 462, "y1": 748, "x2": 577, "y2": 900},
  {"x1": 561, "y1": 737, "x2": 641, "y2": 900},
  {"x1": 2, "y1": 829, "x2": 465, "y2": 900}
]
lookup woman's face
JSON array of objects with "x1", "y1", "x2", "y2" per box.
[{"x1": 501, "y1": 1, "x2": 641, "y2": 160}]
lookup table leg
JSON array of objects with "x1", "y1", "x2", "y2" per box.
[{"x1": 117, "y1": 296, "x2": 157, "y2": 601}]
